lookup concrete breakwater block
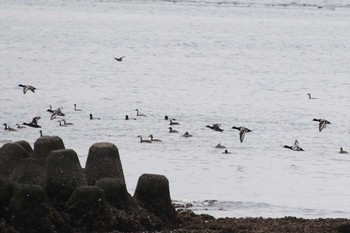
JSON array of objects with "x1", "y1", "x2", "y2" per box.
[
  {"x1": 14, "y1": 140, "x2": 33, "y2": 155},
  {"x1": 8, "y1": 184, "x2": 66, "y2": 233},
  {"x1": 84, "y1": 142, "x2": 125, "y2": 185},
  {"x1": 0, "y1": 178, "x2": 13, "y2": 207},
  {"x1": 0, "y1": 142, "x2": 29, "y2": 178},
  {"x1": 0, "y1": 139, "x2": 179, "y2": 232},
  {"x1": 65, "y1": 186, "x2": 112, "y2": 232},
  {"x1": 9, "y1": 157, "x2": 47, "y2": 187},
  {"x1": 33, "y1": 136, "x2": 65, "y2": 162},
  {"x1": 134, "y1": 174, "x2": 177, "y2": 222},
  {"x1": 46, "y1": 149, "x2": 87, "y2": 208},
  {"x1": 96, "y1": 178, "x2": 134, "y2": 210}
]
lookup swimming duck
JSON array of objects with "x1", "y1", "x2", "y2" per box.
[
  {"x1": 339, "y1": 147, "x2": 349, "y2": 154},
  {"x1": 16, "y1": 123, "x2": 26, "y2": 129},
  {"x1": 39, "y1": 130, "x2": 46, "y2": 137},
  {"x1": 182, "y1": 132, "x2": 193, "y2": 137},
  {"x1": 74, "y1": 104, "x2": 82, "y2": 111},
  {"x1": 58, "y1": 120, "x2": 68, "y2": 127},
  {"x1": 215, "y1": 143, "x2": 226, "y2": 149},
  {"x1": 169, "y1": 127, "x2": 179, "y2": 133},
  {"x1": 114, "y1": 56, "x2": 125, "y2": 62},
  {"x1": 307, "y1": 93, "x2": 317, "y2": 99},
  {"x1": 135, "y1": 109, "x2": 147, "y2": 117},
  {"x1": 62, "y1": 119, "x2": 73, "y2": 125},
  {"x1": 3, "y1": 123, "x2": 17, "y2": 131},
  {"x1": 222, "y1": 149, "x2": 232, "y2": 154},
  {"x1": 164, "y1": 115, "x2": 176, "y2": 121},
  {"x1": 283, "y1": 140, "x2": 304, "y2": 151},
  {"x1": 232, "y1": 126, "x2": 252, "y2": 143},
  {"x1": 23, "y1": 116, "x2": 41, "y2": 128},
  {"x1": 170, "y1": 120, "x2": 179, "y2": 125},
  {"x1": 18, "y1": 84, "x2": 36, "y2": 94},
  {"x1": 312, "y1": 118, "x2": 331, "y2": 132},
  {"x1": 125, "y1": 115, "x2": 136, "y2": 120},
  {"x1": 149, "y1": 134, "x2": 162, "y2": 142},
  {"x1": 137, "y1": 135, "x2": 152, "y2": 143},
  {"x1": 90, "y1": 114, "x2": 101, "y2": 120},
  {"x1": 206, "y1": 124, "x2": 224, "y2": 132}
]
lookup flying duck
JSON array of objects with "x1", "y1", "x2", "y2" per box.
[
  {"x1": 206, "y1": 124, "x2": 224, "y2": 132},
  {"x1": 18, "y1": 84, "x2": 36, "y2": 94},
  {"x1": 283, "y1": 140, "x2": 304, "y2": 151},
  {"x1": 232, "y1": 126, "x2": 252, "y2": 143},
  {"x1": 312, "y1": 118, "x2": 331, "y2": 132},
  {"x1": 47, "y1": 107, "x2": 65, "y2": 120},
  {"x1": 339, "y1": 147, "x2": 349, "y2": 154},
  {"x1": 23, "y1": 117, "x2": 41, "y2": 128},
  {"x1": 114, "y1": 56, "x2": 125, "y2": 62},
  {"x1": 169, "y1": 127, "x2": 179, "y2": 133},
  {"x1": 149, "y1": 134, "x2": 162, "y2": 142},
  {"x1": 137, "y1": 135, "x2": 152, "y2": 143}
]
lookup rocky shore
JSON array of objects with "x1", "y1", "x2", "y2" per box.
[{"x1": 0, "y1": 136, "x2": 350, "y2": 233}]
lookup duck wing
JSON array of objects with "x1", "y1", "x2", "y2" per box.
[
  {"x1": 239, "y1": 130, "x2": 246, "y2": 143},
  {"x1": 32, "y1": 116, "x2": 41, "y2": 124},
  {"x1": 50, "y1": 112, "x2": 59, "y2": 120},
  {"x1": 319, "y1": 121, "x2": 326, "y2": 132},
  {"x1": 23, "y1": 86, "x2": 29, "y2": 94},
  {"x1": 291, "y1": 140, "x2": 299, "y2": 150}
]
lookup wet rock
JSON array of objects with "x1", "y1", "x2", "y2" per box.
[
  {"x1": 0, "y1": 143, "x2": 29, "y2": 179},
  {"x1": 337, "y1": 223, "x2": 350, "y2": 233},
  {"x1": 65, "y1": 186, "x2": 112, "y2": 232},
  {"x1": 0, "y1": 178, "x2": 13, "y2": 207},
  {"x1": 9, "y1": 158, "x2": 47, "y2": 187},
  {"x1": 0, "y1": 218, "x2": 18, "y2": 233},
  {"x1": 13, "y1": 140, "x2": 33, "y2": 156},
  {"x1": 95, "y1": 178, "x2": 135, "y2": 210},
  {"x1": 84, "y1": 142, "x2": 125, "y2": 185},
  {"x1": 8, "y1": 184, "x2": 67, "y2": 233},
  {"x1": 46, "y1": 149, "x2": 86, "y2": 209},
  {"x1": 134, "y1": 173, "x2": 177, "y2": 223},
  {"x1": 33, "y1": 136, "x2": 65, "y2": 162}
]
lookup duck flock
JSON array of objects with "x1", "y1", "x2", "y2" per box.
[{"x1": 2, "y1": 84, "x2": 348, "y2": 156}]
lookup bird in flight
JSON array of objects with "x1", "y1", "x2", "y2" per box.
[
  {"x1": 23, "y1": 116, "x2": 41, "y2": 128},
  {"x1": 232, "y1": 126, "x2": 252, "y2": 143},
  {"x1": 312, "y1": 118, "x2": 331, "y2": 132},
  {"x1": 18, "y1": 84, "x2": 36, "y2": 94},
  {"x1": 114, "y1": 56, "x2": 125, "y2": 62},
  {"x1": 283, "y1": 140, "x2": 304, "y2": 151}
]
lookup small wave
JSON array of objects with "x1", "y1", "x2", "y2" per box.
[{"x1": 173, "y1": 199, "x2": 350, "y2": 218}]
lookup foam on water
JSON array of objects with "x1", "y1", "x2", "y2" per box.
[{"x1": 1, "y1": 0, "x2": 350, "y2": 218}]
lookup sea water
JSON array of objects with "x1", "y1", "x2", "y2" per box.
[{"x1": 1, "y1": 0, "x2": 350, "y2": 218}]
